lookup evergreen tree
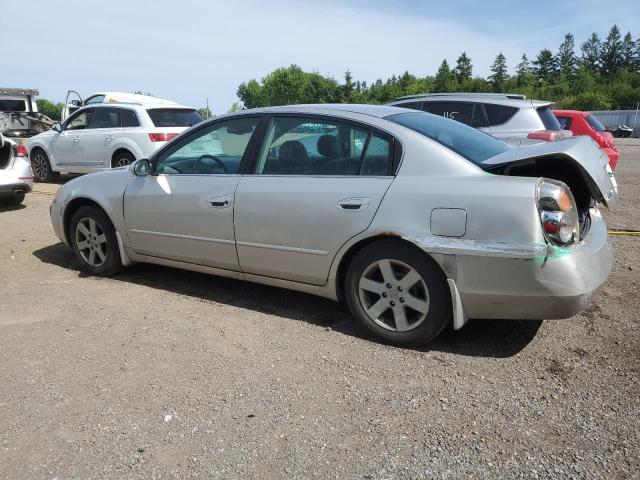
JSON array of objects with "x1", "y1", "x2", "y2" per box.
[
  {"x1": 515, "y1": 53, "x2": 531, "y2": 77},
  {"x1": 454, "y1": 52, "x2": 473, "y2": 83},
  {"x1": 488, "y1": 53, "x2": 508, "y2": 91},
  {"x1": 580, "y1": 33, "x2": 602, "y2": 71},
  {"x1": 600, "y1": 25, "x2": 624, "y2": 75},
  {"x1": 556, "y1": 33, "x2": 577, "y2": 78},
  {"x1": 621, "y1": 31, "x2": 639, "y2": 72},
  {"x1": 342, "y1": 70, "x2": 355, "y2": 102},
  {"x1": 433, "y1": 59, "x2": 454, "y2": 92},
  {"x1": 533, "y1": 49, "x2": 557, "y2": 83}
]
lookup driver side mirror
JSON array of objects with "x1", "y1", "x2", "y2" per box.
[
  {"x1": 52, "y1": 122, "x2": 62, "y2": 133},
  {"x1": 133, "y1": 158, "x2": 151, "y2": 176}
]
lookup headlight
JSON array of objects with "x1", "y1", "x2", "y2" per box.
[{"x1": 536, "y1": 178, "x2": 579, "y2": 245}]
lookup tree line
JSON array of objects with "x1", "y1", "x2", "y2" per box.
[{"x1": 237, "y1": 25, "x2": 640, "y2": 111}]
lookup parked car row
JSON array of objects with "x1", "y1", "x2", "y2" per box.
[{"x1": 48, "y1": 103, "x2": 618, "y2": 346}]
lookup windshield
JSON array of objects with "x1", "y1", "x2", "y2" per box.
[
  {"x1": 147, "y1": 108, "x2": 204, "y2": 127},
  {"x1": 386, "y1": 112, "x2": 509, "y2": 165},
  {"x1": 585, "y1": 114, "x2": 606, "y2": 132},
  {"x1": 537, "y1": 106, "x2": 562, "y2": 130}
]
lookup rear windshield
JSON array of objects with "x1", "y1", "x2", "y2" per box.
[
  {"x1": 537, "y1": 106, "x2": 562, "y2": 130},
  {"x1": 585, "y1": 114, "x2": 606, "y2": 132},
  {"x1": 386, "y1": 112, "x2": 509, "y2": 165},
  {"x1": 0, "y1": 99, "x2": 26, "y2": 112},
  {"x1": 147, "y1": 108, "x2": 204, "y2": 127}
]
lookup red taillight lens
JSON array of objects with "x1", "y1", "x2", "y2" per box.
[
  {"x1": 148, "y1": 132, "x2": 178, "y2": 142},
  {"x1": 527, "y1": 130, "x2": 570, "y2": 142},
  {"x1": 15, "y1": 145, "x2": 28, "y2": 157}
]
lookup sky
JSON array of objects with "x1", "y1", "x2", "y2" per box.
[{"x1": 2, "y1": 0, "x2": 638, "y2": 113}]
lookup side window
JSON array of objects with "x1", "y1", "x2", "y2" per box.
[
  {"x1": 396, "y1": 101, "x2": 422, "y2": 110},
  {"x1": 65, "y1": 109, "x2": 94, "y2": 131},
  {"x1": 255, "y1": 117, "x2": 391, "y2": 176},
  {"x1": 155, "y1": 117, "x2": 259, "y2": 175},
  {"x1": 483, "y1": 104, "x2": 518, "y2": 126},
  {"x1": 422, "y1": 102, "x2": 476, "y2": 126},
  {"x1": 556, "y1": 116, "x2": 572, "y2": 129},
  {"x1": 89, "y1": 108, "x2": 120, "y2": 129},
  {"x1": 120, "y1": 109, "x2": 140, "y2": 127},
  {"x1": 84, "y1": 95, "x2": 105, "y2": 105}
]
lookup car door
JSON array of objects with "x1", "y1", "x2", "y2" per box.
[
  {"x1": 123, "y1": 116, "x2": 262, "y2": 270},
  {"x1": 234, "y1": 115, "x2": 396, "y2": 285},
  {"x1": 50, "y1": 108, "x2": 95, "y2": 172},
  {"x1": 83, "y1": 107, "x2": 122, "y2": 168}
]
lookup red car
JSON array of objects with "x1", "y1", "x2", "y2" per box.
[{"x1": 554, "y1": 110, "x2": 619, "y2": 169}]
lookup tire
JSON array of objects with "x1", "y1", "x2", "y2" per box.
[
  {"x1": 344, "y1": 240, "x2": 451, "y2": 346},
  {"x1": 6, "y1": 193, "x2": 25, "y2": 206},
  {"x1": 69, "y1": 206, "x2": 122, "y2": 276},
  {"x1": 112, "y1": 151, "x2": 135, "y2": 168},
  {"x1": 31, "y1": 149, "x2": 59, "y2": 183}
]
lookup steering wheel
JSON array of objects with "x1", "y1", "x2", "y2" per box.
[{"x1": 194, "y1": 154, "x2": 227, "y2": 174}]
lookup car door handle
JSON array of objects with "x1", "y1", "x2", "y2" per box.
[
  {"x1": 337, "y1": 197, "x2": 370, "y2": 211},
  {"x1": 73, "y1": 136, "x2": 80, "y2": 143},
  {"x1": 106, "y1": 135, "x2": 114, "y2": 142},
  {"x1": 207, "y1": 195, "x2": 232, "y2": 208}
]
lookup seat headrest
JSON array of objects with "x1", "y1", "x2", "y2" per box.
[
  {"x1": 278, "y1": 140, "x2": 308, "y2": 169},
  {"x1": 317, "y1": 134, "x2": 339, "y2": 158}
]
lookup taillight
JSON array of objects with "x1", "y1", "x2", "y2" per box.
[
  {"x1": 148, "y1": 132, "x2": 178, "y2": 142},
  {"x1": 15, "y1": 145, "x2": 28, "y2": 157},
  {"x1": 595, "y1": 133, "x2": 613, "y2": 149},
  {"x1": 527, "y1": 130, "x2": 571, "y2": 142},
  {"x1": 536, "y1": 179, "x2": 579, "y2": 245}
]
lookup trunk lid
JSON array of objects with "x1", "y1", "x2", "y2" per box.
[{"x1": 481, "y1": 136, "x2": 618, "y2": 208}]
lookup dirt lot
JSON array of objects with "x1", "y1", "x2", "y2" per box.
[{"x1": 1, "y1": 142, "x2": 639, "y2": 480}]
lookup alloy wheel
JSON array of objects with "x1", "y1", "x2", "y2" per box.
[
  {"x1": 75, "y1": 217, "x2": 108, "y2": 267},
  {"x1": 32, "y1": 153, "x2": 48, "y2": 181},
  {"x1": 358, "y1": 259, "x2": 430, "y2": 332},
  {"x1": 115, "y1": 156, "x2": 132, "y2": 167}
]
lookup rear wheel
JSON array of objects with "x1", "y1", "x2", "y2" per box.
[
  {"x1": 345, "y1": 240, "x2": 451, "y2": 346},
  {"x1": 31, "y1": 149, "x2": 59, "y2": 183},
  {"x1": 69, "y1": 206, "x2": 122, "y2": 276},
  {"x1": 112, "y1": 151, "x2": 135, "y2": 168}
]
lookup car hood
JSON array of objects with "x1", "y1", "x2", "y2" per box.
[{"x1": 481, "y1": 136, "x2": 618, "y2": 208}]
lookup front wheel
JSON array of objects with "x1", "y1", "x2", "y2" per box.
[
  {"x1": 345, "y1": 240, "x2": 451, "y2": 346},
  {"x1": 69, "y1": 206, "x2": 122, "y2": 276},
  {"x1": 31, "y1": 149, "x2": 59, "y2": 183}
]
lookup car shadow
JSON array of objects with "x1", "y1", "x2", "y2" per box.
[
  {"x1": 0, "y1": 203, "x2": 26, "y2": 212},
  {"x1": 33, "y1": 242, "x2": 542, "y2": 359}
]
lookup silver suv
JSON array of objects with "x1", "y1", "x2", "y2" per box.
[{"x1": 389, "y1": 93, "x2": 568, "y2": 146}]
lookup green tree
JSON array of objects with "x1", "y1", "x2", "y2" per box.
[
  {"x1": 600, "y1": 25, "x2": 624, "y2": 75},
  {"x1": 237, "y1": 79, "x2": 266, "y2": 108},
  {"x1": 580, "y1": 33, "x2": 602, "y2": 71},
  {"x1": 433, "y1": 59, "x2": 456, "y2": 92},
  {"x1": 35, "y1": 99, "x2": 63, "y2": 121},
  {"x1": 556, "y1": 33, "x2": 577, "y2": 78},
  {"x1": 197, "y1": 107, "x2": 213, "y2": 119},
  {"x1": 341, "y1": 70, "x2": 355, "y2": 102},
  {"x1": 228, "y1": 101, "x2": 243, "y2": 112},
  {"x1": 488, "y1": 52, "x2": 508, "y2": 91},
  {"x1": 454, "y1": 52, "x2": 473, "y2": 83},
  {"x1": 533, "y1": 48, "x2": 557, "y2": 84},
  {"x1": 621, "y1": 31, "x2": 639, "y2": 72}
]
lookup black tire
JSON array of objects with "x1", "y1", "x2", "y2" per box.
[
  {"x1": 69, "y1": 206, "x2": 122, "y2": 276},
  {"x1": 344, "y1": 240, "x2": 451, "y2": 346},
  {"x1": 6, "y1": 193, "x2": 25, "y2": 206},
  {"x1": 112, "y1": 151, "x2": 135, "y2": 168},
  {"x1": 30, "y1": 148, "x2": 59, "y2": 183}
]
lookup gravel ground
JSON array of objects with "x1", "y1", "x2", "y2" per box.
[{"x1": 0, "y1": 143, "x2": 639, "y2": 480}]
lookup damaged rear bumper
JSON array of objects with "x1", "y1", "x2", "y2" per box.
[{"x1": 412, "y1": 208, "x2": 613, "y2": 321}]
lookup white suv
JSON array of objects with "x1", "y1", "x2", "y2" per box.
[
  {"x1": 389, "y1": 93, "x2": 570, "y2": 146},
  {"x1": 27, "y1": 103, "x2": 203, "y2": 182}
]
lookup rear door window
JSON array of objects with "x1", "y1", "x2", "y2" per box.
[
  {"x1": 585, "y1": 114, "x2": 606, "y2": 132},
  {"x1": 483, "y1": 104, "x2": 519, "y2": 126},
  {"x1": 89, "y1": 107, "x2": 121, "y2": 129},
  {"x1": 120, "y1": 109, "x2": 141, "y2": 127},
  {"x1": 421, "y1": 102, "x2": 487, "y2": 128},
  {"x1": 536, "y1": 106, "x2": 562, "y2": 130},
  {"x1": 147, "y1": 109, "x2": 204, "y2": 127}
]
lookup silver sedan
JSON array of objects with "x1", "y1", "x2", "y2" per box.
[{"x1": 49, "y1": 104, "x2": 617, "y2": 345}]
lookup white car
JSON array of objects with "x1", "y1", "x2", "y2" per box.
[
  {"x1": 61, "y1": 90, "x2": 185, "y2": 120},
  {"x1": 0, "y1": 133, "x2": 32, "y2": 206},
  {"x1": 27, "y1": 103, "x2": 204, "y2": 182}
]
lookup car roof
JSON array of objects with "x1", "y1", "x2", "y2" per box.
[
  {"x1": 80, "y1": 103, "x2": 194, "y2": 111},
  {"x1": 391, "y1": 93, "x2": 553, "y2": 109},
  {"x1": 243, "y1": 103, "x2": 413, "y2": 118},
  {"x1": 553, "y1": 109, "x2": 590, "y2": 117}
]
